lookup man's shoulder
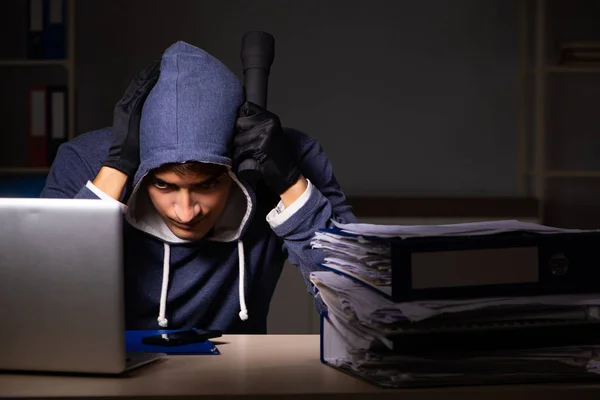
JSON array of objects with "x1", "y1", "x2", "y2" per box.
[
  {"x1": 60, "y1": 127, "x2": 113, "y2": 162},
  {"x1": 42, "y1": 127, "x2": 114, "y2": 197},
  {"x1": 282, "y1": 126, "x2": 331, "y2": 162},
  {"x1": 281, "y1": 126, "x2": 325, "y2": 157},
  {"x1": 51, "y1": 127, "x2": 114, "y2": 176},
  {"x1": 67, "y1": 127, "x2": 113, "y2": 150},
  {"x1": 282, "y1": 126, "x2": 318, "y2": 145}
]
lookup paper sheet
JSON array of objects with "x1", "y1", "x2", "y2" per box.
[
  {"x1": 331, "y1": 219, "x2": 592, "y2": 239},
  {"x1": 310, "y1": 271, "x2": 600, "y2": 325}
]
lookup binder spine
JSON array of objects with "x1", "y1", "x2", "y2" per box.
[
  {"x1": 46, "y1": 85, "x2": 68, "y2": 164},
  {"x1": 390, "y1": 232, "x2": 600, "y2": 301},
  {"x1": 28, "y1": 86, "x2": 48, "y2": 167},
  {"x1": 319, "y1": 313, "x2": 326, "y2": 364},
  {"x1": 27, "y1": 0, "x2": 44, "y2": 59},
  {"x1": 42, "y1": 0, "x2": 67, "y2": 59}
]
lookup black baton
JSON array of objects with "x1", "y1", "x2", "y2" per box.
[{"x1": 237, "y1": 31, "x2": 275, "y2": 182}]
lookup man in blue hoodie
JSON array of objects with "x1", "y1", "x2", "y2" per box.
[{"x1": 41, "y1": 41, "x2": 356, "y2": 333}]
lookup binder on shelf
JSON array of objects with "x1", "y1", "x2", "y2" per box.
[
  {"x1": 27, "y1": 0, "x2": 44, "y2": 59},
  {"x1": 28, "y1": 86, "x2": 48, "y2": 167},
  {"x1": 46, "y1": 85, "x2": 67, "y2": 164},
  {"x1": 42, "y1": 0, "x2": 67, "y2": 59}
]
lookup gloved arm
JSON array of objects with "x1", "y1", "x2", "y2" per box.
[
  {"x1": 93, "y1": 59, "x2": 160, "y2": 200},
  {"x1": 233, "y1": 102, "x2": 357, "y2": 309}
]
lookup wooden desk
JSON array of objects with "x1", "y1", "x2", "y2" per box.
[{"x1": 2, "y1": 335, "x2": 600, "y2": 399}]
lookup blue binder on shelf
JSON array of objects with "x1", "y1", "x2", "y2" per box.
[
  {"x1": 126, "y1": 330, "x2": 220, "y2": 356},
  {"x1": 42, "y1": 0, "x2": 67, "y2": 59}
]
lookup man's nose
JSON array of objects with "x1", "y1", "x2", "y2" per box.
[{"x1": 173, "y1": 192, "x2": 201, "y2": 223}]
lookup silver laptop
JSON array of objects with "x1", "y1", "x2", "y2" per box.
[{"x1": 0, "y1": 198, "x2": 165, "y2": 374}]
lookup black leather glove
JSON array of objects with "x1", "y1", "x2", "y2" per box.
[
  {"x1": 234, "y1": 102, "x2": 302, "y2": 195},
  {"x1": 102, "y1": 59, "x2": 160, "y2": 177}
]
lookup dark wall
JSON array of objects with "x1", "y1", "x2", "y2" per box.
[{"x1": 72, "y1": 0, "x2": 520, "y2": 197}]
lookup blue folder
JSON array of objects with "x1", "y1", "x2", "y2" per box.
[
  {"x1": 126, "y1": 330, "x2": 220, "y2": 355},
  {"x1": 0, "y1": 175, "x2": 47, "y2": 198}
]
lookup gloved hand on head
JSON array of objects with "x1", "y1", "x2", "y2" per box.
[{"x1": 102, "y1": 59, "x2": 161, "y2": 178}]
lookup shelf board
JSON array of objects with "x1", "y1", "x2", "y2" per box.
[
  {"x1": 548, "y1": 170, "x2": 600, "y2": 177},
  {"x1": 547, "y1": 65, "x2": 600, "y2": 74},
  {"x1": 0, "y1": 59, "x2": 69, "y2": 67},
  {"x1": 528, "y1": 170, "x2": 600, "y2": 178},
  {"x1": 0, "y1": 167, "x2": 50, "y2": 174}
]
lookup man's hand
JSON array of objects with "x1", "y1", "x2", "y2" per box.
[
  {"x1": 103, "y1": 59, "x2": 160, "y2": 177},
  {"x1": 94, "y1": 59, "x2": 160, "y2": 200},
  {"x1": 233, "y1": 102, "x2": 302, "y2": 197}
]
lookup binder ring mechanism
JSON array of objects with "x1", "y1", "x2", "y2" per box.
[{"x1": 549, "y1": 253, "x2": 569, "y2": 276}]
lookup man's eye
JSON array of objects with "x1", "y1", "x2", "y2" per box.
[
  {"x1": 154, "y1": 180, "x2": 171, "y2": 190},
  {"x1": 199, "y1": 179, "x2": 219, "y2": 189}
]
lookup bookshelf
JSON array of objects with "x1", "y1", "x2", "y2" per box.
[
  {"x1": 0, "y1": 0, "x2": 75, "y2": 176},
  {"x1": 521, "y1": 0, "x2": 600, "y2": 228},
  {"x1": 0, "y1": 59, "x2": 68, "y2": 67},
  {"x1": 0, "y1": 167, "x2": 52, "y2": 174}
]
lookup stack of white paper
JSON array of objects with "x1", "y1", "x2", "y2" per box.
[
  {"x1": 327, "y1": 342, "x2": 600, "y2": 388},
  {"x1": 312, "y1": 231, "x2": 391, "y2": 286},
  {"x1": 311, "y1": 220, "x2": 594, "y2": 293},
  {"x1": 312, "y1": 269, "x2": 600, "y2": 386},
  {"x1": 311, "y1": 271, "x2": 600, "y2": 350},
  {"x1": 311, "y1": 219, "x2": 600, "y2": 387}
]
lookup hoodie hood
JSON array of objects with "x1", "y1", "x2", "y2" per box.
[
  {"x1": 122, "y1": 41, "x2": 252, "y2": 327},
  {"x1": 125, "y1": 40, "x2": 250, "y2": 244},
  {"x1": 136, "y1": 41, "x2": 243, "y2": 182}
]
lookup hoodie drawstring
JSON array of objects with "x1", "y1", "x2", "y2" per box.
[
  {"x1": 238, "y1": 240, "x2": 248, "y2": 321},
  {"x1": 156, "y1": 240, "x2": 249, "y2": 328},
  {"x1": 157, "y1": 242, "x2": 171, "y2": 327}
]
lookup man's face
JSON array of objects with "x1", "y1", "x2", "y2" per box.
[{"x1": 146, "y1": 164, "x2": 232, "y2": 241}]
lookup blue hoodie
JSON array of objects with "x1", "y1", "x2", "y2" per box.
[{"x1": 40, "y1": 41, "x2": 357, "y2": 333}]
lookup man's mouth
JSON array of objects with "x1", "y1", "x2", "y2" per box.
[{"x1": 172, "y1": 219, "x2": 202, "y2": 230}]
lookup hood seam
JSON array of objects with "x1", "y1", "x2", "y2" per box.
[{"x1": 175, "y1": 53, "x2": 180, "y2": 147}]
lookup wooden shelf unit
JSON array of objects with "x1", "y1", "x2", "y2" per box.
[
  {"x1": 521, "y1": 0, "x2": 600, "y2": 228},
  {"x1": 0, "y1": 0, "x2": 76, "y2": 174}
]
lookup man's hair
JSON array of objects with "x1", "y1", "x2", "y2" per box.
[{"x1": 154, "y1": 162, "x2": 227, "y2": 178}]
